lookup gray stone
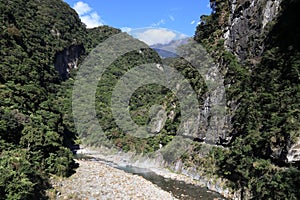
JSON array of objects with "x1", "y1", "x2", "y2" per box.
[
  {"x1": 224, "y1": 0, "x2": 282, "y2": 63},
  {"x1": 54, "y1": 44, "x2": 85, "y2": 79}
]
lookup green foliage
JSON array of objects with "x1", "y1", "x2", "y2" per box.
[
  {"x1": 194, "y1": 0, "x2": 300, "y2": 198},
  {"x1": 3, "y1": 0, "x2": 299, "y2": 199},
  {"x1": 92, "y1": 48, "x2": 177, "y2": 152},
  {"x1": 0, "y1": 149, "x2": 49, "y2": 200},
  {"x1": 82, "y1": 48, "x2": 207, "y2": 154},
  {"x1": 84, "y1": 26, "x2": 121, "y2": 53},
  {"x1": 0, "y1": 0, "x2": 120, "y2": 199},
  {"x1": 45, "y1": 147, "x2": 76, "y2": 177},
  {"x1": 194, "y1": 0, "x2": 229, "y2": 43}
]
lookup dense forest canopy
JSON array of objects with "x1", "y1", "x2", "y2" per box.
[
  {"x1": 195, "y1": 0, "x2": 300, "y2": 199},
  {"x1": 1, "y1": 0, "x2": 300, "y2": 199},
  {"x1": 0, "y1": 0, "x2": 119, "y2": 198}
]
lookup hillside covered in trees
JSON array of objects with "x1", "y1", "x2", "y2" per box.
[
  {"x1": 1, "y1": 0, "x2": 300, "y2": 199},
  {"x1": 0, "y1": 0, "x2": 120, "y2": 198},
  {"x1": 194, "y1": 0, "x2": 300, "y2": 199}
]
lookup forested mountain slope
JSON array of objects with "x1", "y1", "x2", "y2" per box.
[
  {"x1": 1, "y1": 0, "x2": 300, "y2": 199},
  {"x1": 0, "y1": 0, "x2": 119, "y2": 199},
  {"x1": 195, "y1": 0, "x2": 300, "y2": 198}
]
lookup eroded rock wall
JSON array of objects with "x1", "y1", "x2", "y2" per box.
[
  {"x1": 224, "y1": 0, "x2": 282, "y2": 63},
  {"x1": 54, "y1": 44, "x2": 85, "y2": 79}
]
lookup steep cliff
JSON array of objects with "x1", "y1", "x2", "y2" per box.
[
  {"x1": 224, "y1": 0, "x2": 282, "y2": 62},
  {"x1": 194, "y1": 0, "x2": 300, "y2": 199},
  {"x1": 54, "y1": 44, "x2": 85, "y2": 79},
  {"x1": 223, "y1": 0, "x2": 300, "y2": 164}
]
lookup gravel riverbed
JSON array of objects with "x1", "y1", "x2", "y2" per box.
[
  {"x1": 51, "y1": 159, "x2": 177, "y2": 200},
  {"x1": 75, "y1": 147, "x2": 207, "y2": 188},
  {"x1": 49, "y1": 147, "x2": 225, "y2": 200}
]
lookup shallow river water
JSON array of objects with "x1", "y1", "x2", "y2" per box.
[{"x1": 89, "y1": 157, "x2": 226, "y2": 200}]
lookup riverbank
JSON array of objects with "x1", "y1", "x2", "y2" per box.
[
  {"x1": 86, "y1": 147, "x2": 233, "y2": 199},
  {"x1": 48, "y1": 146, "x2": 227, "y2": 199},
  {"x1": 76, "y1": 146, "x2": 207, "y2": 188},
  {"x1": 49, "y1": 159, "x2": 177, "y2": 199}
]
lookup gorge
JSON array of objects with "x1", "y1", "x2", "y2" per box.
[{"x1": 0, "y1": 0, "x2": 300, "y2": 199}]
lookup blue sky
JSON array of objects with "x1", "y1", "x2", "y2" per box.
[{"x1": 64, "y1": 0, "x2": 211, "y2": 45}]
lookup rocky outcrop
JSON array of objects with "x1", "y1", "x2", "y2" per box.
[
  {"x1": 200, "y1": 65, "x2": 227, "y2": 143},
  {"x1": 287, "y1": 139, "x2": 300, "y2": 164},
  {"x1": 224, "y1": 0, "x2": 282, "y2": 63},
  {"x1": 54, "y1": 44, "x2": 85, "y2": 79},
  {"x1": 224, "y1": 0, "x2": 300, "y2": 165}
]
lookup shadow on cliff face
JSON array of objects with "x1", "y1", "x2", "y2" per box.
[
  {"x1": 267, "y1": 0, "x2": 300, "y2": 52},
  {"x1": 54, "y1": 44, "x2": 85, "y2": 80}
]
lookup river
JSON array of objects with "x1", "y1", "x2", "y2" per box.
[{"x1": 86, "y1": 156, "x2": 227, "y2": 200}]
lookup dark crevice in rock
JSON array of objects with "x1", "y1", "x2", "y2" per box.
[{"x1": 54, "y1": 44, "x2": 85, "y2": 80}]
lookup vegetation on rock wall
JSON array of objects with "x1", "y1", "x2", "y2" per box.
[
  {"x1": 80, "y1": 49, "x2": 207, "y2": 154},
  {"x1": 1, "y1": 0, "x2": 299, "y2": 199},
  {"x1": 194, "y1": 0, "x2": 300, "y2": 199},
  {"x1": 0, "y1": 0, "x2": 119, "y2": 199}
]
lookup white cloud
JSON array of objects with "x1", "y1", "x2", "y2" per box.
[
  {"x1": 73, "y1": 1, "x2": 91, "y2": 15},
  {"x1": 73, "y1": 1, "x2": 103, "y2": 28},
  {"x1": 151, "y1": 19, "x2": 165, "y2": 27},
  {"x1": 121, "y1": 27, "x2": 132, "y2": 33},
  {"x1": 169, "y1": 15, "x2": 175, "y2": 21},
  {"x1": 178, "y1": 33, "x2": 188, "y2": 39},
  {"x1": 80, "y1": 12, "x2": 103, "y2": 28},
  {"x1": 135, "y1": 29, "x2": 177, "y2": 45},
  {"x1": 190, "y1": 20, "x2": 196, "y2": 25}
]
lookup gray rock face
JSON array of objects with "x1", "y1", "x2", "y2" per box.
[
  {"x1": 224, "y1": 0, "x2": 300, "y2": 164},
  {"x1": 54, "y1": 44, "x2": 85, "y2": 79},
  {"x1": 201, "y1": 64, "x2": 226, "y2": 143},
  {"x1": 193, "y1": 0, "x2": 283, "y2": 144},
  {"x1": 287, "y1": 140, "x2": 300, "y2": 163},
  {"x1": 224, "y1": 0, "x2": 282, "y2": 63},
  {"x1": 223, "y1": 0, "x2": 282, "y2": 138}
]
